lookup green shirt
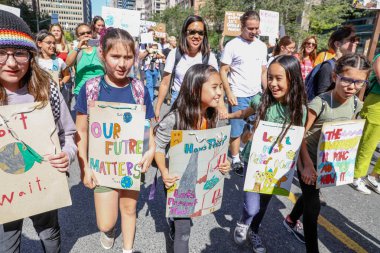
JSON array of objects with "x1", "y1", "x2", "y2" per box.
[
  {"x1": 306, "y1": 92, "x2": 363, "y2": 165},
  {"x1": 73, "y1": 47, "x2": 105, "y2": 95},
  {"x1": 368, "y1": 54, "x2": 380, "y2": 95},
  {"x1": 241, "y1": 93, "x2": 307, "y2": 162}
]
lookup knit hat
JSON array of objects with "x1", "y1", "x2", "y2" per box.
[{"x1": 0, "y1": 10, "x2": 37, "y2": 52}]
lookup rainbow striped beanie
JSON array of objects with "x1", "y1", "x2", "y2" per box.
[{"x1": 0, "y1": 10, "x2": 37, "y2": 52}]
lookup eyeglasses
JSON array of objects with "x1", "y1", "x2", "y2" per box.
[
  {"x1": 186, "y1": 30, "x2": 205, "y2": 37},
  {"x1": 348, "y1": 36, "x2": 360, "y2": 44},
  {"x1": 0, "y1": 49, "x2": 30, "y2": 64},
  {"x1": 78, "y1": 30, "x2": 92, "y2": 36},
  {"x1": 305, "y1": 42, "x2": 316, "y2": 47},
  {"x1": 337, "y1": 74, "x2": 368, "y2": 88}
]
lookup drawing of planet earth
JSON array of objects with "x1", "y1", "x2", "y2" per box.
[
  {"x1": 121, "y1": 176, "x2": 133, "y2": 189},
  {"x1": 105, "y1": 15, "x2": 114, "y2": 26},
  {"x1": 0, "y1": 142, "x2": 43, "y2": 174},
  {"x1": 123, "y1": 112, "x2": 132, "y2": 123}
]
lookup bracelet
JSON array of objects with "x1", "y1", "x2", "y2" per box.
[{"x1": 74, "y1": 47, "x2": 81, "y2": 52}]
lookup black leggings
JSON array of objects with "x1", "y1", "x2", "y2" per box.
[{"x1": 289, "y1": 171, "x2": 320, "y2": 253}]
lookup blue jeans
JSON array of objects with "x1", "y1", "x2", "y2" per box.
[
  {"x1": 229, "y1": 96, "x2": 255, "y2": 138},
  {"x1": 145, "y1": 69, "x2": 159, "y2": 102},
  {"x1": 240, "y1": 163, "x2": 273, "y2": 233}
]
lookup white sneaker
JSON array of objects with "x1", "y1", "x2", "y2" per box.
[
  {"x1": 364, "y1": 175, "x2": 380, "y2": 194},
  {"x1": 351, "y1": 178, "x2": 371, "y2": 195},
  {"x1": 233, "y1": 222, "x2": 249, "y2": 245},
  {"x1": 100, "y1": 228, "x2": 116, "y2": 250}
]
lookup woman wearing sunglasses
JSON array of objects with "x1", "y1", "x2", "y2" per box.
[
  {"x1": 154, "y1": 15, "x2": 219, "y2": 121},
  {"x1": 295, "y1": 36, "x2": 318, "y2": 80},
  {"x1": 66, "y1": 23, "x2": 105, "y2": 100}
]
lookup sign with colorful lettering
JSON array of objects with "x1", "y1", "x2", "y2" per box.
[
  {"x1": 353, "y1": 0, "x2": 380, "y2": 9},
  {"x1": 166, "y1": 125, "x2": 231, "y2": 218},
  {"x1": 223, "y1": 11, "x2": 244, "y2": 36},
  {"x1": 316, "y1": 120, "x2": 365, "y2": 189},
  {"x1": 259, "y1": 10, "x2": 280, "y2": 38},
  {"x1": 244, "y1": 121, "x2": 304, "y2": 196},
  {"x1": 102, "y1": 6, "x2": 141, "y2": 37},
  {"x1": 88, "y1": 101, "x2": 146, "y2": 191},
  {"x1": 0, "y1": 103, "x2": 72, "y2": 224}
]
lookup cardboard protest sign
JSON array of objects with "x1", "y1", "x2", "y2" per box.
[
  {"x1": 166, "y1": 126, "x2": 231, "y2": 218},
  {"x1": 140, "y1": 32, "x2": 154, "y2": 44},
  {"x1": 154, "y1": 23, "x2": 166, "y2": 38},
  {"x1": 353, "y1": 0, "x2": 380, "y2": 9},
  {"x1": 0, "y1": 103, "x2": 72, "y2": 224},
  {"x1": 316, "y1": 120, "x2": 365, "y2": 189},
  {"x1": 223, "y1": 11, "x2": 244, "y2": 36},
  {"x1": 102, "y1": 6, "x2": 141, "y2": 37},
  {"x1": 88, "y1": 101, "x2": 146, "y2": 191},
  {"x1": 244, "y1": 121, "x2": 304, "y2": 196},
  {"x1": 259, "y1": 10, "x2": 280, "y2": 38}
]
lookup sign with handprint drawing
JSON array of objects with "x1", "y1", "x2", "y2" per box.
[
  {"x1": 166, "y1": 126, "x2": 230, "y2": 218},
  {"x1": 0, "y1": 103, "x2": 72, "y2": 224},
  {"x1": 244, "y1": 121, "x2": 304, "y2": 196}
]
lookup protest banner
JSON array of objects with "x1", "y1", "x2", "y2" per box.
[
  {"x1": 88, "y1": 101, "x2": 146, "y2": 191},
  {"x1": 102, "y1": 6, "x2": 141, "y2": 37},
  {"x1": 244, "y1": 121, "x2": 304, "y2": 196},
  {"x1": 316, "y1": 120, "x2": 365, "y2": 189},
  {"x1": 140, "y1": 20, "x2": 157, "y2": 33},
  {"x1": 259, "y1": 10, "x2": 280, "y2": 38},
  {"x1": 154, "y1": 23, "x2": 167, "y2": 38},
  {"x1": 140, "y1": 32, "x2": 154, "y2": 44},
  {"x1": 223, "y1": 11, "x2": 244, "y2": 36},
  {"x1": 166, "y1": 125, "x2": 231, "y2": 218},
  {"x1": 0, "y1": 103, "x2": 72, "y2": 224},
  {"x1": 353, "y1": 0, "x2": 380, "y2": 9}
]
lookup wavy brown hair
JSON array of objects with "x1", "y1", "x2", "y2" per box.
[
  {"x1": 273, "y1": 36, "x2": 295, "y2": 56},
  {"x1": 49, "y1": 23, "x2": 67, "y2": 51},
  {"x1": 255, "y1": 55, "x2": 307, "y2": 142},
  {"x1": 299, "y1": 35, "x2": 318, "y2": 63}
]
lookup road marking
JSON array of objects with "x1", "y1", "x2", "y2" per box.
[{"x1": 288, "y1": 192, "x2": 368, "y2": 253}]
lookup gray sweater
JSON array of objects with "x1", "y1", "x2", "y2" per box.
[
  {"x1": 6, "y1": 85, "x2": 77, "y2": 164},
  {"x1": 155, "y1": 111, "x2": 177, "y2": 154}
]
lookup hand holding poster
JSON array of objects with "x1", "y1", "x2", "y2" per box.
[
  {"x1": 244, "y1": 121, "x2": 305, "y2": 196},
  {"x1": 88, "y1": 101, "x2": 146, "y2": 191},
  {"x1": 0, "y1": 103, "x2": 72, "y2": 224},
  {"x1": 166, "y1": 126, "x2": 231, "y2": 218},
  {"x1": 316, "y1": 120, "x2": 365, "y2": 189},
  {"x1": 223, "y1": 11, "x2": 244, "y2": 36}
]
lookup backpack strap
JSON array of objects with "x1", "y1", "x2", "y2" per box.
[
  {"x1": 202, "y1": 53, "x2": 210, "y2": 65},
  {"x1": 316, "y1": 97, "x2": 327, "y2": 120},
  {"x1": 168, "y1": 49, "x2": 183, "y2": 94},
  {"x1": 131, "y1": 78, "x2": 145, "y2": 105},
  {"x1": 52, "y1": 57, "x2": 59, "y2": 71},
  {"x1": 85, "y1": 76, "x2": 102, "y2": 113},
  {"x1": 49, "y1": 81, "x2": 61, "y2": 122}
]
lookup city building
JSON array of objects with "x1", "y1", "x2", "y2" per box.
[
  {"x1": 26, "y1": 0, "x2": 91, "y2": 31},
  {"x1": 144, "y1": 0, "x2": 167, "y2": 19},
  {"x1": 109, "y1": 0, "x2": 136, "y2": 10}
]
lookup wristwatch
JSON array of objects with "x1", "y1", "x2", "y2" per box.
[{"x1": 74, "y1": 47, "x2": 81, "y2": 52}]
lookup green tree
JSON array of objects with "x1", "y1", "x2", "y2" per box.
[{"x1": 64, "y1": 31, "x2": 74, "y2": 43}]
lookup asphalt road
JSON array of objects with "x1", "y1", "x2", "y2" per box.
[{"x1": 19, "y1": 98, "x2": 380, "y2": 253}]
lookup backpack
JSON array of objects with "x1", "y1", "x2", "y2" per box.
[
  {"x1": 316, "y1": 94, "x2": 358, "y2": 119},
  {"x1": 305, "y1": 59, "x2": 335, "y2": 101}
]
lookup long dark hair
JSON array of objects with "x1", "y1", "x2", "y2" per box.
[
  {"x1": 299, "y1": 35, "x2": 318, "y2": 62},
  {"x1": 179, "y1": 15, "x2": 210, "y2": 56},
  {"x1": 255, "y1": 55, "x2": 306, "y2": 141},
  {"x1": 91, "y1": 16, "x2": 105, "y2": 38},
  {"x1": 156, "y1": 64, "x2": 218, "y2": 131}
]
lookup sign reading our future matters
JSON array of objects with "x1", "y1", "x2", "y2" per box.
[
  {"x1": 88, "y1": 101, "x2": 145, "y2": 191},
  {"x1": 102, "y1": 6, "x2": 141, "y2": 37},
  {"x1": 316, "y1": 120, "x2": 365, "y2": 189},
  {"x1": 166, "y1": 126, "x2": 231, "y2": 218},
  {"x1": 0, "y1": 103, "x2": 72, "y2": 224},
  {"x1": 244, "y1": 121, "x2": 304, "y2": 196}
]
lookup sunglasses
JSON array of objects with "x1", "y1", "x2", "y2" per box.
[
  {"x1": 78, "y1": 30, "x2": 92, "y2": 36},
  {"x1": 305, "y1": 42, "x2": 316, "y2": 47},
  {"x1": 186, "y1": 30, "x2": 205, "y2": 37}
]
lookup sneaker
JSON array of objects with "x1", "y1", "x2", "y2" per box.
[
  {"x1": 167, "y1": 218, "x2": 175, "y2": 241},
  {"x1": 351, "y1": 178, "x2": 371, "y2": 195},
  {"x1": 283, "y1": 215, "x2": 305, "y2": 243},
  {"x1": 233, "y1": 222, "x2": 249, "y2": 245},
  {"x1": 100, "y1": 228, "x2": 116, "y2": 250},
  {"x1": 232, "y1": 162, "x2": 244, "y2": 177},
  {"x1": 364, "y1": 175, "x2": 380, "y2": 194},
  {"x1": 248, "y1": 230, "x2": 266, "y2": 253}
]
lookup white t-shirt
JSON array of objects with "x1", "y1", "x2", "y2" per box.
[
  {"x1": 221, "y1": 36, "x2": 267, "y2": 97},
  {"x1": 164, "y1": 48, "x2": 219, "y2": 92},
  {"x1": 37, "y1": 57, "x2": 67, "y2": 78}
]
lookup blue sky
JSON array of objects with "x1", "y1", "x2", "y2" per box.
[{"x1": 92, "y1": 0, "x2": 108, "y2": 17}]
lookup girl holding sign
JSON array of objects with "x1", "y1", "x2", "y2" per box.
[
  {"x1": 0, "y1": 10, "x2": 77, "y2": 252},
  {"x1": 155, "y1": 64, "x2": 230, "y2": 252},
  {"x1": 284, "y1": 54, "x2": 370, "y2": 253},
  {"x1": 228, "y1": 55, "x2": 307, "y2": 253},
  {"x1": 75, "y1": 28, "x2": 155, "y2": 253}
]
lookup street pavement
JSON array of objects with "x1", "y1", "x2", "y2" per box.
[{"x1": 19, "y1": 99, "x2": 380, "y2": 253}]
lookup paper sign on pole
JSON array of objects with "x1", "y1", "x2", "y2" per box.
[
  {"x1": 140, "y1": 20, "x2": 157, "y2": 33},
  {"x1": 166, "y1": 126, "x2": 231, "y2": 218},
  {"x1": 102, "y1": 6, "x2": 141, "y2": 37},
  {"x1": 0, "y1": 103, "x2": 72, "y2": 224},
  {"x1": 88, "y1": 101, "x2": 146, "y2": 191},
  {"x1": 259, "y1": 10, "x2": 280, "y2": 38},
  {"x1": 223, "y1": 11, "x2": 244, "y2": 37},
  {"x1": 353, "y1": 0, "x2": 380, "y2": 9},
  {"x1": 316, "y1": 120, "x2": 365, "y2": 189},
  {"x1": 140, "y1": 32, "x2": 154, "y2": 44},
  {"x1": 244, "y1": 121, "x2": 305, "y2": 196}
]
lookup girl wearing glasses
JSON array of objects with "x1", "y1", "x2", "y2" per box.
[
  {"x1": 267, "y1": 36, "x2": 296, "y2": 66},
  {"x1": 154, "y1": 15, "x2": 219, "y2": 121},
  {"x1": 295, "y1": 36, "x2": 318, "y2": 80},
  {"x1": 284, "y1": 54, "x2": 371, "y2": 253},
  {"x1": 66, "y1": 23, "x2": 105, "y2": 101},
  {"x1": 0, "y1": 10, "x2": 77, "y2": 252}
]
